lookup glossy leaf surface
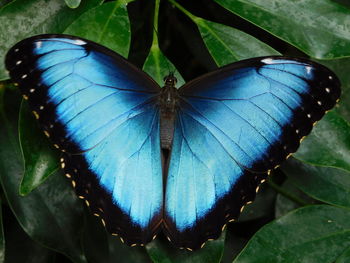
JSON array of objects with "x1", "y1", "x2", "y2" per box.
[
  {"x1": 18, "y1": 101, "x2": 59, "y2": 196},
  {"x1": 146, "y1": 232, "x2": 225, "y2": 263},
  {"x1": 195, "y1": 18, "x2": 280, "y2": 66},
  {"x1": 0, "y1": 0, "x2": 102, "y2": 80},
  {"x1": 234, "y1": 205, "x2": 350, "y2": 263},
  {"x1": 283, "y1": 158, "x2": 350, "y2": 209},
  {"x1": 0, "y1": 87, "x2": 86, "y2": 263},
  {"x1": 294, "y1": 111, "x2": 350, "y2": 173},
  {"x1": 143, "y1": 42, "x2": 185, "y2": 87},
  {"x1": 64, "y1": 0, "x2": 81, "y2": 9},
  {"x1": 83, "y1": 211, "x2": 151, "y2": 263},
  {"x1": 4, "y1": 208, "x2": 54, "y2": 263},
  {"x1": 215, "y1": 0, "x2": 350, "y2": 59},
  {"x1": 64, "y1": 0, "x2": 131, "y2": 58}
]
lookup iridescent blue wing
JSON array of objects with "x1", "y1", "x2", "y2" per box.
[
  {"x1": 5, "y1": 35, "x2": 163, "y2": 245},
  {"x1": 164, "y1": 57, "x2": 341, "y2": 249}
]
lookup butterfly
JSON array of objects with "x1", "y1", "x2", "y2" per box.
[{"x1": 5, "y1": 34, "x2": 341, "y2": 250}]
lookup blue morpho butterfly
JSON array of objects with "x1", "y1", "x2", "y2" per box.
[{"x1": 5, "y1": 34, "x2": 341, "y2": 250}]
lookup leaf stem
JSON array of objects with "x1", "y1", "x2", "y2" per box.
[
  {"x1": 267, "y1": 178, "x2": 309, "y2": 206},
  {"x1": 167, "y1": 0, "x2": 198, "y2": 22},
  {"x1": 152, "y1": 0, "x2": 160, "y2": 47}
]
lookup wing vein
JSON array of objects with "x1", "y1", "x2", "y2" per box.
[{"x1": 178, "y1": 105, "x2": 248, "y2": 168}]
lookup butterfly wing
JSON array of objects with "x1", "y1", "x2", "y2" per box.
[
  {"x1": 164, "y1": 57, "x2": 341, "y2": 249},
  {"x1": 5, "y1": 35, "x2": 163, "y2": 245}
]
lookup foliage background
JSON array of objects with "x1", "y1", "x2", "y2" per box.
[{"x1": 0, "y1": 0, "x2": 350, "y2": 262}]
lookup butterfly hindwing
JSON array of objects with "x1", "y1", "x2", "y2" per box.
[
  {"x1": 5, "y1": 35, "x2": 163, "y2": 245},
  {"x1": 164, "y1": 57, "x2": 341, "y2": 249}
]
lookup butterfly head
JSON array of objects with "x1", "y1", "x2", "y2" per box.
[
  {"x1": 163, "y1": 73, "x2": 177, "y2": 88},
  {"x1": 159, "y1": 73, "x2": 179, "y2": 114}
]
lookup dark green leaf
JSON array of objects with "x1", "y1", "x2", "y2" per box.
[
  {"x1": 146, "y1": 233, "x2": 225, "y2": 263},
  {"x1": 294, "y1": 111, "x2": 350, "y2": 172},
  {"x1": 143, "y1": 45, "x2": 185, "y2": 87},
  {"x1": 18, "y1": 101, "x2": 59, "y2": 196},
  {"x1": 64, "y1": 0, "x2": 131, "y2": 58},
  {"x1": 64, "y1": 0, "x2": 81, "y2": 9},
  {"x1": 215, "y1": 0, "x2": 350, "y2": 59},
  {"x1": 239, "y1": 183, "x2": 276, "y2": 221},
  {"x1": 336, "y1": 246, "x2": 350, "y2": 263},
  {"x1": 274, "y1": 177, "x2": 317, "y2": 218},
  {"x1": 83, "y1": 211, "x2": 151, "y2": 263},
  {"x1": 234, "y1": 205, "x2": 350, "y2": 263},
  {"x1": 0, "y1": 206, "x2": 4, "y2": 263},
  {"x1": 283, "y1": 158, "x2": 350, "y2": 209},
  {"x1": 4, "y1": 207, "x2": 55, "y2": 263},
  {"x1": 221, "y1": 229, "x2": 248, "y2": 263},
  {"x1": 0, "y1": 0, "x2": 13, "y2": 8},
  {"x1": 0, "y1": 0, "x2": 102, "y2": 80},
  {"x1": 0, "y1": 86, "x2": 86, "y2": 263},
  {"x1": 274, "y1": 189, "x2": 300, "y2": 219},
  {"x1": 195, "y1": 18, "x2": 280, "y2": 66}
]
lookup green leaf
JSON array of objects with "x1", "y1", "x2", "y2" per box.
[
  {"x1": 294, "y1": 111, "x2": 350, "y2": 172},
  {"x1": 234, "y1": 205, "x2": 350, "y2": 263},
  {"x1": 146, "y1": 232, "x2": 225, "y2": 263},
  {"x1": 336, "y1": 246, "x2": 350, "y2": 263},
  {"x1": 4, "y1": 207, "x2": 55, "y2": 263},
  {"x1": 0, "y1": 86, "x2": 86, "y2": 263},
  {"x1": 143, "y1": 44, "x2": 185, "y2": 87},
  {"x1": 168, "y1": 0, "x2": 279, "y2": 66},
  {"x1": 64, "y1": 0, "x2": 131, "y2": 58},
  {"x1": 239, "y1": 183, "x2": 276, "y2": 221},
  {"x1": 0, "y1": 0, "x2": 102, "y2": 80},
  {"x1": 194, "y1": 18, "x2": 280, "y2": 67},
  {"x1": 83, "y1": 211, "x2": 151, "y2": 263},
  {"x1": 221, "y1": 230, "x2": 248, "y2": 263},
  {"x1": 274, "y1": 177, "x2": 317, "y2": 218},
  {"x1": 0, "y1": 0, "x2": 13, "y2": 8},
  {"x1": 64, "y1": 0, "x2": 81, "y2": 9},
  {"x1": 0, "y1": 207, "x2": 4, "y2": 263},
  {"x1": 18, "y1": 101, "x2": 59, "y2": 196},
  {"x1": 143, "y1": 0, "x2": 184, "y2": 87},
  {"x1": 215, "y1": 0, "x2": 350, "y2": 59},
  {"x1": 282, "y1": 158, "x2": 350, "y2": 209},
  {"x1": 274, "y1": 186, "x2": 301, "y2": 219}
]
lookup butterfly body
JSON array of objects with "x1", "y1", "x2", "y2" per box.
[
  {"x1": 159, "y1": 73, "x2": 179, "y2": 150},
  {"x1": 5, "y1": 34, "x2": 341, "y2": 250}
]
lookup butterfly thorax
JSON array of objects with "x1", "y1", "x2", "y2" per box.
[{"x1": 159, "y1": 74, "x2": 179, "y2": 150}]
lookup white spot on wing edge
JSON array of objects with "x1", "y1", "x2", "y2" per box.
[
  {"x1": 35, "y1": 41, "x2": 42, "y2": 48},
  {"x1": 73, "y1": 39, "x2": 86, "y2": 45},
  {"x1": 261, "y1": 58, "x2": 274, "y2": 64},
  {"x1": 306, "y1": 66, "x2": 312, "y2": 74}
]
